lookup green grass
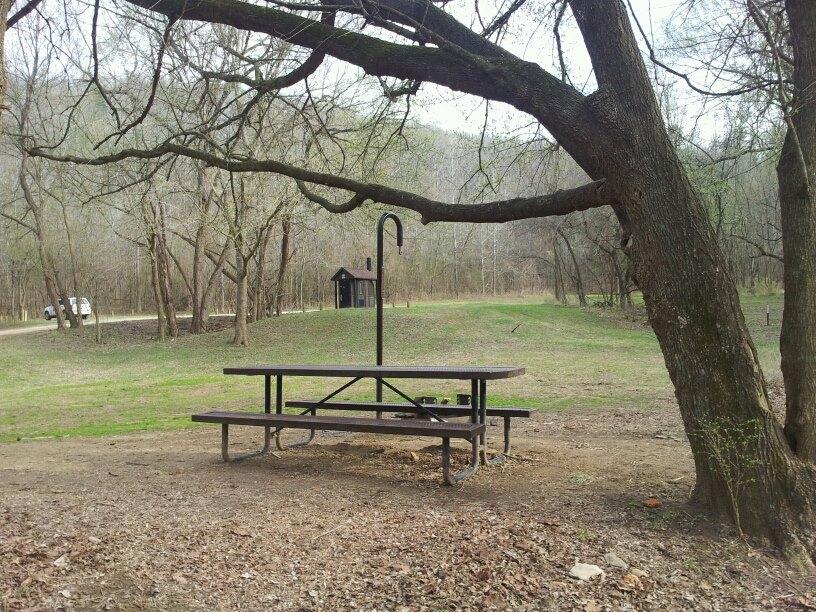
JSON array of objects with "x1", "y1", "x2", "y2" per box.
[{"x1": 0, "y1": 293, "x2": 785, "y2": 442}]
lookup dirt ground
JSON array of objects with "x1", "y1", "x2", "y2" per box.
[{"x1": 2, "y1": 406, "x2": 814, "y2": 611}]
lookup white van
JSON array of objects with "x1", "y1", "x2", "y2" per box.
[{"x1": 44, "y1": 297, "x2": 92, "y2": 320}]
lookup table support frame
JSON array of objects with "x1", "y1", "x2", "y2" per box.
[{"x1": 220, "y1": 370, "x2": 509, "y2": 479}]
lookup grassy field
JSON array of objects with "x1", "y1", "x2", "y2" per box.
[{"x1": 0, "y1": 293, "x2": 784, "y2": 442}]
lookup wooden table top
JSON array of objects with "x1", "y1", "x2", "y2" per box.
[{"x1": 223, "y1": 364, "x2": 525, "y2": 380}]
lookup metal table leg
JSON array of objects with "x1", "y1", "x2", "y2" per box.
[
  {"x1": 262, "y1": 374, "x2": 272, "y2": 453},
  {"x1": 275, "y1": 372, "x2": 314, "y2": 449},
  {"x1": 276, "y1": 409, "x2": 316, "y2": 450},
  {"x1": 470, "y1": 379, "x2": 478, "y2": 424},
  {"x1": 220, "y1": 423, "x2": 275, "y2": 462},
  {"x1": 479, "y1": 379, "x2": 506, "y2": 466},
  {"x1": 219, "y1": 374, "x2": 276, "y2": 461},
  {"x1": 439, "y1": 379, "x2": 481, "y2": 485},
  {"x1": 441, "y1": 437, "x2": 480, "y2": 485}
]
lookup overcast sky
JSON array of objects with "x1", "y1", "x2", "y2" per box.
[{"x1": 409, "y1": 0, "x2": 711, "y2": 137}]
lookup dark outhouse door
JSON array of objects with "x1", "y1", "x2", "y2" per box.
[
  {"x1": 356, "y1": 280, "x2": 366, "y2": 307},
  {"x1": 339, "y1": 280, "x2": 353, "y2": 308}
]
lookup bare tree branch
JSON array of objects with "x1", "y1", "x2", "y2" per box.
[
  {"x1": 120, "y1": 0, "x2": 600, "y2": 172},
  {"x1": 7, "y1": 0, "x2": 44, "y2": 28},
  {"x1": 734, "y1": 232, "x2": 784, "y2": 262},
  {"x1": 31, "y1": 142, "x2": 611, "y2": 223}
]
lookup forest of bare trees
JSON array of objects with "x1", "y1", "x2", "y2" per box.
[{"x1": 0, "y1": 72, "x2": 784, "y2": 330}]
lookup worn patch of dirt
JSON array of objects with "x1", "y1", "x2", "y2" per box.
[
  {"x1": 93, "y1": 315, "x2": 236, "y2": 345},
  {"x1": 1, "y1": 409, "x2": 814, "y2": 610}
]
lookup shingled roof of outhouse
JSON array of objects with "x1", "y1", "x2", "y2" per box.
[{"x1": 331, "y1": 267, "x2": 377, "y2": 281}]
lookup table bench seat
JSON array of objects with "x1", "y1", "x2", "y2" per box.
[
  {"x1": 284, "y1": 400, "x2": 531, "y2": 418},
  {"x1": 284, "y1": 400, "x2": 529, "y2": 456},
  {"x1": 192, "y1": 410, "x2": 484, "y2": 485},
  {"x1": 192, "y1": 411, "x2": 485, "y2": 439}
]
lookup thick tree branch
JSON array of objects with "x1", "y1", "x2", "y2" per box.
[
  {"x1": 7, "y1": 0, "x2": 43, "y2": 28},
  {"x1": 296, "y1": 181, "x2": 367, "y2": 213},
  {"x1": 268, "y1": 0, "x2": 511, "y2": 58},
  {"x1": 121, "y1": 0, "x2": 598, "y2": 169},
  {"x1": 199, "y1": 51, "x2": 324, "y2": 91},
  {"x1": 31, "y1": 143, "x2": 611, "y2": 223}
]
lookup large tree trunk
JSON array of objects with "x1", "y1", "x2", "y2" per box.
[
  {"x1": 154, "y1": 200, "x2": 179, "y2": 338},
  {"x1": 61, "y1": 202, "x2": 83, "y2": 329},
  {"x1": 626, "y1": 159, "x2": 815, "y2": 562},
  {"x1": 190, "y1": 165, "x2": 215, "y2": 334},
  {"x1": 778, "y1": 0, "x2": 816, "y2": 463},
  {"x1": 570, "y1": 0, "x2": 816, "y2": 563},
  {"x1": 149, "y1": 240, "x2": 167, "y2": 341},
  {"x1": 274, "y1": 217, "x2": 291, "y2": 317},
  {"x1": 233, "y1": 251, "x2": 250, "y2": 346},
  {"x1": 250, "y1": 225, "x2": 272, "y2": 322}
]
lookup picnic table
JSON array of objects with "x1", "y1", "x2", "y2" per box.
[{"x1": 192, "y1": 364, "x2": 527, "y2": 485}]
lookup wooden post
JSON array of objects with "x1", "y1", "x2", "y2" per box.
[{"x1": 766, "y1": 305, "x2": 770, "y2": 326}]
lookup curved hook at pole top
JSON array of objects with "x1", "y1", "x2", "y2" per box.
[{"x1": 377, "y1": 211, "x2": 403, "y2": 253}]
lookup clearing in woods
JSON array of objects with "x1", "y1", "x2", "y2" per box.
[{"x1": 2, "y1": 294, "x2": 813, "y2": 609}]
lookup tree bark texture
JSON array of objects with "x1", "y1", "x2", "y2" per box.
[
  {"x1": 233, "y1": 250, "x2": 250, "y2": 346},
  {"x1": 154, "y1": 199, "x2": 179, "y2": 338},
  {"x1": 149, "y1": 240, "x2": 167, "y2": 341},
  {"x1": 274, "y1": 217, "x2": 291, "y2": 317},
  {"x1": 779, "y1": 0, "x2": 816, "y2": 463},
  {"x1": 570, "y1": 0, "x2": 815, "y2": 561}
]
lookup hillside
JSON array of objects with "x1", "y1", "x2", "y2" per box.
[{"x1": 0, "y1": 294, "x2": 783, "y2": 442}]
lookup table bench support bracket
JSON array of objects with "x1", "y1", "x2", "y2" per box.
[
  {"x1": 220, "y1": 423, "x2": 272, "y2": 462},
  {"x1": 275, "y1": 377, "x2": 362, "y2": 450},
  {"x1": 479, "y1": 379, "x2": 507, "y2": 466},
  {"x1": 442, "y1": 437, "x2": 480, "y2": 485},
  {"x1": 276, "y1": 409, "x2": 316, "y2": 450}
]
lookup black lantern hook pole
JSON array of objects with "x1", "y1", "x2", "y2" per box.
[{"x1": 376, "y1": 212, "x2": 403, "y2": 404}]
